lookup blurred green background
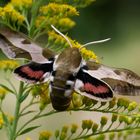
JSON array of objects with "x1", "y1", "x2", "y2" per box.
[
  {"x1": 0, "y1": 0, "x2": 140, "y2": 140},
  {"x1": 70, "y1": 0, "x2": 140, "y2": 74}
]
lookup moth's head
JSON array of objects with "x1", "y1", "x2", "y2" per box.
[{"x1": 54, "y1": 47, "x2": 82, "y2": 74}]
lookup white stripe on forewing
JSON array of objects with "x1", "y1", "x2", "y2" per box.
[{"x1": 84, "y1": 66, "x2": 140, "y2": 86}]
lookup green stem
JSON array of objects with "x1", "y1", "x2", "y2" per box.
[
  {"x1": 9, "y1": 82, "x2": 24, "y2": 140},
  {"x1": 17, "y1": 110, "x2": 57, "y2": 136},
  {"x1": 71, "y1": 127, "x2": 140, "y2": 140}
]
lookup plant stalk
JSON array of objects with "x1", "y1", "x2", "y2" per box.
[{"x1": 9, "y1": 82, "x2": 24, "y2": 140}]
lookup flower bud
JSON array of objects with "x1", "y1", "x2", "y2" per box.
[
  {"x1": 61, "y1": 125, "x2": 69, "y2": 133},
  {"x1": 39, "y1": 131, "x2": 52, "y2": 140},
  {"x1": 60, "y1": 132, "x2": 67, "y2": 140},
  {"x1": 82, "y1": 97, "x2": 93, "y2": 107},
  {"x1": 100, "y1": 116, "x2": 108, "y2": 126},
  {"x1": 124, "y1": 116, "x2": 133, "y2": 125},
  {"x1": 87, "y1": 120, "x2": 93, "y2": 130},
  {"x1": 82, "y1": 120, "x2": 88, "y2": 130},
  {"x1": 128, "y1": 102, "x2": 137, "y2": 111},
  {"x1": 111, "y1": 114, "x2": 118, "y2": 122},
  {"x1": 71, "y1": 124, "x2": 78, "y2": 134},
  {"x1": 0, "y1": 87, "x2": 8, "y2": 100},
  {"x1": 0, "y1": 116, "x2": 4, "y2": 129},
  {"x1": 92, "y1": 122, "x2": 98, "y2": 133},
  {"x1": 109, "y1": 97, "x2": 116, "y2": 109},
  {"x1": 119, "y1": 115, "x2": 126, "y2": 123},
  {"x1": 117, "y1": 98, "x2": 130, "y2": 109},
  {"x1": 55, "y1": 130, "x2": 59, "y2": 138}
]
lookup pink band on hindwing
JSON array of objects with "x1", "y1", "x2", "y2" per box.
[
  {"x1": 21, "y1": 66, "x2": 44, "y2": 79},
  {"x1": 84, "y1": 83, "x2": 109, "y2": 94}
]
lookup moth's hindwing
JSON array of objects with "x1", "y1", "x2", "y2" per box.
[
  {"x1": 0, "y1": 27, "x2": 55, "y2": 62},
  {"x1": 85, "y1": 61, "x2": 140, "y2": 96},
  {"x1": 14, "y1": 61, "x2": 53, "y2": 83},
  {"x1": 74, "y1": 68, "x2": 113, "y2": 101}
]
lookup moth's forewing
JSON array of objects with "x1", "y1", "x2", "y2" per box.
[
  {"x1": 0, "y1": 33, "x2": 32, "y2": 60},
  {"x1": 74, "y1": 68, "x2": 113, "y2": 101},
  {"x1": 86, "y1": 60, "x2": 140, "y2": 95},
  {"x1": 0, "y1": 27, "x2": 55, "y2": 62}
]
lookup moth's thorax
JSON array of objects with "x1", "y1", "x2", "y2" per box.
[{"x1": 54, "y1": 47, "x2": 82, "y2": 73}]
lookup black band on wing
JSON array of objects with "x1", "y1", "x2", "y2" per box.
[
  {"x1": 14, "y1": 61, "x2": 53, "y2": 83},
  {"x1": 75, "y1": 69, "x2": 113, "y2": 100}
]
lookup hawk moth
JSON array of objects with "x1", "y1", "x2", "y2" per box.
[{"x1": 0, "y1": 26, "x2": 140, "y2": 111}]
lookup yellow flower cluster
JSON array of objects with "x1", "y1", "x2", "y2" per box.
[
  {"x1": 35, "y1": 2, "x2": 78, "y2": 31},
  {"x1": 39, "y1": 3, "x2": 79, "y2": 17},
  {"x1": 0, "y1": 87, "x2": 8, "y2": 100},
  {"x1": 48, "y1": 31, "x2": 69, "y2": 47},
  {"x1": 0, "y1": 4, "x2": 25, "y2": 24},
  {"x1": 0, "y1": 60, "x2": 19, "y2": 71},
  {"x1": 39, "y1": 131, "x2": 52, "y2": 140},
  {"x1": 35, "y1": 16, "x2": 75, "y2": 32},
  {"x1": 35, "y1": 16, "x2": 47, "y2": 28},
  {"x1": 32, "y1": 83, "x2": 50, "y2": 110},
  {"x1": 48, "y1": 31, "x2": 98, "y2": 61},
  {"x1": 58, "y1": 18, "x2": 75, "y2": 31},
  {"x1": 73, "y1": 42, "x2": 98, "y2": 61},
  {"x1": 11, "y1": 0, "x2": 32, "y2": 8}
]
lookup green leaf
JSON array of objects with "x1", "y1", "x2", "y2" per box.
[
  {"x1": 0, "y1": 84, "x2": 15, "y2": 94},
  {"x1": 19, "y1": 92, "x2": 29, "y2": 103},
  {"x1": 18, "y1": 125, "x2": 41, "y2": 136},
  {"x1": 1, "y1": 111, "x2": 12, "y2": 134}
]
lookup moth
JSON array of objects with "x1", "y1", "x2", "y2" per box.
[{"x1": 0, "y1": 26, "x2": 140, "y2": 111}]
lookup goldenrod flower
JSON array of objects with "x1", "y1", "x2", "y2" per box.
[
  {"x1": 0, "y1": 87, "x2": 8, "y2": 100},
  {"x1": 11, "y1": 0, "x2": 32, "y2": 8},
  {"x1": 35, "y1": 16, "x2": 47, "y2": 28},
  {"x1": 0, "y1": 4, "x2": 25, "y2": 25},
  {"x1": 48, "y1": 31, "x2": 98, "y2": 61},
  {"x1": 58, "y1": 18, "x2": 76, "y2": 31},
  {"x1": 32, "y1": 83, "x2": 51, "y2": 110},
  {"x1": 0, "y1": 60, "x2": 19, "y2": 71},
  {"x1": 0, "y1": 115, "x2": 4, "y2": 129},
  {"x1": 39, "y1": 3, "x2": 79, "y2": 17},
  {"x1": 39, "y1": 131, "x2": 52, "y2": 140},
  {"x1": 72, "y1": 41, "x2": 98, "y2": 61}
]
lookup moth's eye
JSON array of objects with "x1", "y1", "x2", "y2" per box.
[
  {"x1": 48, "y1": 57, "x2": 55, "y2": 61},
  {"x1": 52, "y1": 71, "x2": 56, "y2": 76}
]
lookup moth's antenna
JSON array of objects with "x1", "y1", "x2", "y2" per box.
[
  {"x1": 51, "y1": 25, "x2": 72, "y2": 48},
  {"x1": 82, "y1": 38, "x2": 111, "y2": 48}
]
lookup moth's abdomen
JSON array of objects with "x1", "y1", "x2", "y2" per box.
[
  {"x1": 50, "y1": 87, "x2": 72, "y2": 111},
  {"x1": 50, "y1": 71, "x2": 75, "y2": 111}
]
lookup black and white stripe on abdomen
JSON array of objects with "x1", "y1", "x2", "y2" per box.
[{"x1": 50, "y1": 71, "x2": 75, "y2": 97}]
